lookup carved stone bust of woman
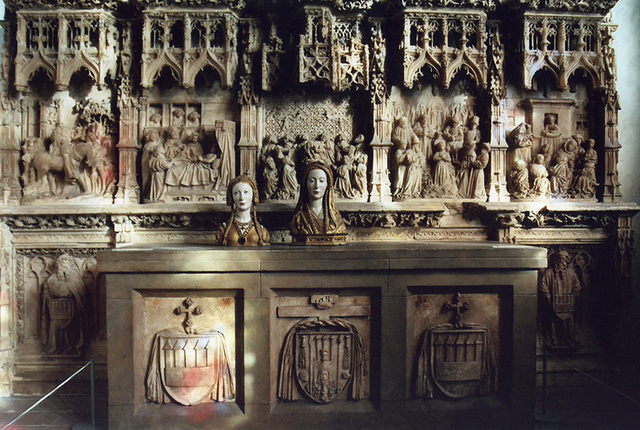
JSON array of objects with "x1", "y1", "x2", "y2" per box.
[
  {"x1": 290, "y1": 162, "x2": 347, "y2": 245},
  {"x1": 217, "y1": 176, "x2": 270, "y2": 246}
]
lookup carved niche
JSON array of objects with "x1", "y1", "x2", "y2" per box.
[
  {"x1": 15, "y1": 10, "x2": 119, "y2": 93},
  {"x1": 401, "y1": 9, "x2": 488, "y2": 90},
  {"x1": 277, "y1": 294, "x2": 370, "y2": 404},
  {"x1": 18, "y1": 251, "x2": 98, "y2": 356},
  {"x1": 298, "y1": 6, "x2": 369, "y2": 92},
  {"x1": 140, "y1": 9, "x2": 239, "y2": 90},
  {"x1": 145, "y1": 297, "x2": 236, "y2": 406}
]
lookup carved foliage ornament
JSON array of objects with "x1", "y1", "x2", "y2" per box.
[
  {"x1": 521, "y1": 0, "x2": 619, "y2": 14},
  {"x1": 6, "y1": 0, "x2": 119, "y2": 11},
  {"x1": 403, "y1": 0, "x2": 496, "y2": 10}
]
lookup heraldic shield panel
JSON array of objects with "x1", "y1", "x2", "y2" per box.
[
  {"x1": 411, "y1": 292, "x2": 504, "y2": 400},
  {"x1": 275, "y1": 292, "x2": 372, "y2": 406},
  {"x1": 140, "y1": 294, "x2": 237, "y2": 406}
]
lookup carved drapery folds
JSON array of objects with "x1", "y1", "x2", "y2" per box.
[
  {"x1": 15, "y1": 11, "x2": 118, "y2": 93},
  {"x1": 298, "y1": 7, "x2": 369, "y2": 91},
  {"x1": 401, "y1": 9, "x2": 488, "y2": 90},
  {"x1": 141, "y1": 9, "x2": 239, "y2": 89}
]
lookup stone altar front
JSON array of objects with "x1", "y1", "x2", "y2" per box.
[{"x1": 98, "y1": 242, "x2": 546, "y2": 429}]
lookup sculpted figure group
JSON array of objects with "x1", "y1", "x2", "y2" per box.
[
  {"x1": 508, "y1": 116, "x2": 599, "y2": 200},
  {"x1": 259, "y1": 133, "x2": 368, "y2": 202},
  {"x1": 22, "y1": 124, "x2": 116, "y2": 201},
  {"x1": 141, "y1": 127, "x2": 223, "y2": 203},
  {"x1": 391, "y1": 115, "x2": 488, "y2": 200}
]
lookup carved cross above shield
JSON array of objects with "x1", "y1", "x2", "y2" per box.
[{"x1": 146, "y1": 329, "x2": 235, "y2": 406}]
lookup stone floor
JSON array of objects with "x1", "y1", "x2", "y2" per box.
[{"x1": 0, "y1": 379, "x2": 639, "y2": 429}]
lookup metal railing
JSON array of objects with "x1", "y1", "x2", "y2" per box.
[
  {"x1": 1, "y1": 359, "x2": 95, "y2": 430},
  {"x1": 540, "y1": 349, "x2": 640, "y2": 417}
]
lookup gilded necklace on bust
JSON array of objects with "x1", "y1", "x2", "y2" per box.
[{"x1": 233, "y1": 220, "x2": 252, "y2": 245}]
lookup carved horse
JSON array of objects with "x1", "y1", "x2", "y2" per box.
[{"x1": 32, "y1": 141, "x2": 104, "y2": 195}]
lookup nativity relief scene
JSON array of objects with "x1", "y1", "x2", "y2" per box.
[{"x1": 0, "y1": 0, "x2": 637, "y2": 428}]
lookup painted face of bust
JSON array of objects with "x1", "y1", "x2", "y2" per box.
[
  {"x1": 307, "y1": 168, "x2": 328, "y2": 202},
  {"x1": 232, "y1": 182, "x2": 253, "y2": 212}
]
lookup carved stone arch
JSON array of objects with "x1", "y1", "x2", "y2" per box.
[
  {"x1": 68, "y1": 67, "x2": 96, "y2": 101},
  {"x1": 60, "y1": 55, "x2": 99, "y2": 91},
  {"x1": 142, "y1": 53, "x2": 183, "y2": 89},
  {"x1": 565, "y1": 62, "x2": 603, "y2": 91},
  {"x1": 446, "y1": 60, "x2": 485, "y2": 90},
  {"x1": 17, "y1": 55, "x2": 56, "y2": 92},
  {"x1": 193, "y1": 64, "x2": 222, "y2": 90},
  {"x1": 528, "y1": 61, "x2": 562, "y2": 91},
  {"x1": 183, "y1": 53, "x2": 227, "y2": 89}
]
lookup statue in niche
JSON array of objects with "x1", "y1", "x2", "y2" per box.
[
  {"x1": 413, "y1": 115, "x2": 434, "y2": 162},
  {"x1": 217, "y1": 175, "x2": 270, "y2": 246},
  {"x1": 464, "y1": 116, "x2": 481, "y2": 149},
  {"x1": 572, "y1": 139, "x2": 598, "y2": 198},
  {"x1": 432, "y1": 139, "x2": 458, "y2": 197},
  {"x1": 398, "y1": 140, "x2": 424, "y2": 199},
  {"x1": 508, "y1": 122, "x2": 534, "y2": 149},
  {"x1": 335, "y1": 145, "x2": 356, "y2": 198},
  {"x1": 540, "y1": 113, "x2": 562, "y2": 156},
  {"x1": 443, "y1": 117, "x2": 465, "y2": 163},
  {"x1": 550, "y1": 152, "x2": 573, "y2": 197},
  {"x1": 146, "y1": 297, "x2": 235, "y2": 405},
  {"x1": 528, "y1": 154, "x2": 550, "y2": 198},
  {"x1": 352, "y1": 135, "x2": 368, "y2": 199},
  {"x1": 417, "y1": 293, "x2": 497, "y2": 399},
  {"x1": 458, "y1": 142, "x2": 489, "y2": 200},
  {"x1": 141, "y1": 129, "x2": 162, "y2": 201},
  {"x1": 40, "y1": 254, "x2": 90, "y2": 356},
  {"x1": 508, "y1": 160, "x2": 530, "y2": 199},
  {"x1": 538, "y1": 251, "x2": 582, "y2": 350},
  {"x1": 21, "y1": 137, "x2": 44, "y2": 187},
  {"x1": 277, "y1": 139, "x2": 299, "y2": 200},
  {"x1": 392, "y1": 117, "x2": 419, "y2": 197},
  {"x1": 262, "y1": 154, "x2": 279, "y2": 200},
  {"x1": 290, "y1": 162, "x2": 347, "y2": 246}
]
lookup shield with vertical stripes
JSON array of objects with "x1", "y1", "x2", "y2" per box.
[{"x1": 429, "y1": 328, "x2": 487, "y2": 399}]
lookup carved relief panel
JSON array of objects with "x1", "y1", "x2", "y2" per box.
[
  {"x1": 410, "y1": 291, "x2": 503, "y2": 400},
  {"x1": 15, "y1": 250, "x2": 99, "y2": 357},
  {"x1": 274, "y1": 292, "x2": 372, "y2": 406},
  {"x1": 144, "y1": 297, "x2": 235, "y2": 406}
]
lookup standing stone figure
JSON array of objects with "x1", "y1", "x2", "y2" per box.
[
  {"x1": 40, "y1": 254, "x2": 90, "y2": 356},
  {"x1": 538, "y1": 251, "x2": 582, "y2": 349},
  {"x1": 392, "y1": 117, "x2": 419, "y2": 196}
]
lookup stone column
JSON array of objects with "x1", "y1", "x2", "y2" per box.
[
  {"x1": 115, "y1": 97, "x2": 140, "y2": 205},
  {"x1": 0, "y1": 117, "x2": 22, "y2": 205},
  {"x1": 369, "y1": 18, "x2": 392, "y2": 203},
  {"x1": 0, "y1": 222, "x2": 13, "y2": 396},
  {"x1": 601, "y1": 89, "x2": 622, "y2": 202},
  {"x1": 487, "y1": 23, "x2": 509, "y2": 202},
  {"x1": 238, "y1": 103, "x2": 258, "y2": 179}
]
